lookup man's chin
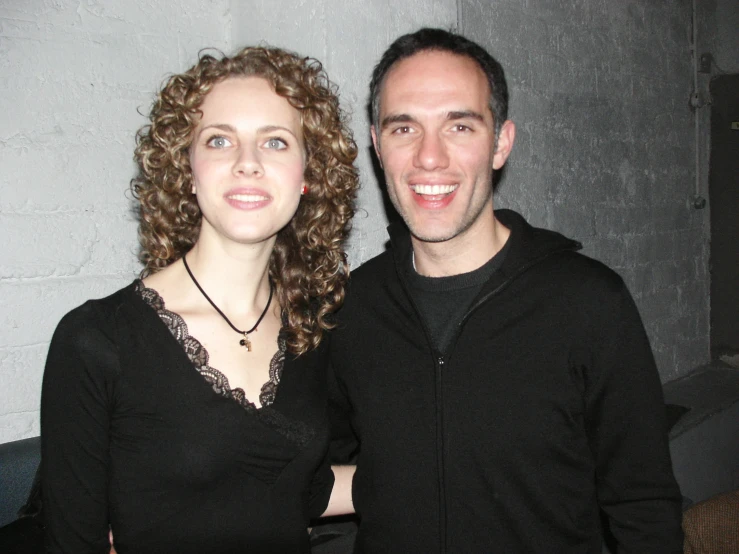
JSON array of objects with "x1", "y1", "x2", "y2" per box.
[{"x1": 409, "y1": 228, "x2": 456, "y2": 244}]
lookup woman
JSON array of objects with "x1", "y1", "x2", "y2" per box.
[{"x1": 41, "y1": 46, "x2": 358, "y2": 553}]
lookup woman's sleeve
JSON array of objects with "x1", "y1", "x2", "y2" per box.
[{"x1": 41, "y1": 304, "x2": 119, "y2": 554}]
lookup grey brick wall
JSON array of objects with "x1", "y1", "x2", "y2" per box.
[{"x1": 461, "y1": 0, "x2": 711, "y2": 381}]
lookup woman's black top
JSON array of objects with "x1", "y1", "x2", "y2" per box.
[{"x1": 41, "y1": 281, "x2": 334, "y2": 554}]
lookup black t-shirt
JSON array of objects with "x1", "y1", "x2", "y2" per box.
[{"x1": 405, "y1": 240, "x2": 510, "y2": 354}]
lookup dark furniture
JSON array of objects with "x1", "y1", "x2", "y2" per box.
[{"x1": 0, "y1": 437, "x2": 40, "y2": 528}]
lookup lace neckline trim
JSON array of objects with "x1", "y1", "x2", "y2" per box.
[{"x1": 134, "y1": 279, "x2": 286, "y2": 414}]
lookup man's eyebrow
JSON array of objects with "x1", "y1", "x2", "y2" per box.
[
  {"x1": 447, "y1": 110, "x2": 484, "y2": 122},
  {"x1": 380, "y1": 114, "x2": 416, "y2": 129},
  {"x1": 380, "y1": 111, "x2": 485, "y2": 129}
]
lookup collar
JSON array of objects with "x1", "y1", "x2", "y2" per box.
[{"x1": 387, "y1": 209, "x2": 582, "y2": 278}]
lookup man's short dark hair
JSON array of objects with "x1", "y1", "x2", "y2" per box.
[{"x1": 369, "y1": 28, "x2": 509, "y2": 136}]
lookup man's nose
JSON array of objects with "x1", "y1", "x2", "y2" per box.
[{"x1": 413, "y1": 131, "x2": 450, "y2": 171}]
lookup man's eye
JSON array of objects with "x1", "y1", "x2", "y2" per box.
[
  {"x1": 206, "y1": 135, "x2": 231, "y2": 148},
  {"x1": 265, "y1": 138, "x2": 287, "y2": 149},
  {"x1": 393, "y1": 126, "x2": 412, "y2": 134},
  {"x1": 453, "y1": 124, "x2": 471, "y2": 132}
]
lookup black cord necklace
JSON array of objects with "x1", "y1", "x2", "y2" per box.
[{"x1": 182, "y1": 255, "x2": 274, "y2": 352}]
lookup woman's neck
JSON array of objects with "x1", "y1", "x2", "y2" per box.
[{"x1": 183, "y1": 239, "x2": 273, "y2": 315}]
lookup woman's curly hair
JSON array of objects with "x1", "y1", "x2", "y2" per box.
[{"x1": 131, "y1": 46, "x2": 359, "y2": 355}]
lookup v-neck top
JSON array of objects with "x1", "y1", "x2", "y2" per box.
[
  {"x1": 135, "y1": 279, "x2": 285, "y2": 412},
  {"x1": 41, "y1": 281, "x2": 334, "y2": 554}
]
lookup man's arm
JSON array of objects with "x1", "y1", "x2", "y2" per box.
[{"x1": 581, "y1": 277, "x2": 683, "y2": 553}]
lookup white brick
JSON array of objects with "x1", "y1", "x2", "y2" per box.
[
  {"x1": 0, "y1": 213, "x2": 97, "y2": 279},
  {"x1": 0, "y1": 345, "x2": 46, "y2": 414},
  {"x1": 0, "y1": 412, "x2": 39, "y2": 444},
  {"x1": 0, "y1": 277, "x2": 135, "y2": 348}
]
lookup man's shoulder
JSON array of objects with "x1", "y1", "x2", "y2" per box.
[
  {"x1": 559, "y1": 246, "x2": 625, "y2": 280},
  {"x1": 349, "y1": 248, "x2": 395, "y2": 285},
  {"x1": 335, "y1": 249, "x2": 398, "y2": 324},
  {"x1": 539, "y1": 250, "x2": 632, "y2": 306},
  {"x1": 500, "y1": 209, "x2": 622, "y2": 292},
  {"x1": 553, "y1": 250, "x2": 623, "y2": 281}
]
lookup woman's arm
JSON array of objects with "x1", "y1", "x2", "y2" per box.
[
  {"x1": 41, "y1": 305, "x2": 118, "y2": 553},
  {"x1": 321, "y1": 465, "x2": 356, "y2": 517}
]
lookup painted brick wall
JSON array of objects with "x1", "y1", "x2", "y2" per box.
[
  {"x1": 713, "y1": 0, "x2": 739, "y2": 72},
  {"x1": 0, "y1": 0, "x2": 230, "y2": 443},
  {"x1": 460, "y1": 0, "x2": 711, "y2": 381},
  {"x1": 1, "y1": 0, "x2": 725, "y2": 442}
]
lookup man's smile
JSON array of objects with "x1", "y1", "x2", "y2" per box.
[{"x1": 409, "y1": 183, "x2": 459, "y2": 197}]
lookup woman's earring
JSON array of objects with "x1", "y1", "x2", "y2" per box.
[{"x1": 301, "y1": 184, "x2": 308, "y2": 196}]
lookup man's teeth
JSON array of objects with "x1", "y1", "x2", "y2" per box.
[
  {"x1": 411, "y1": 184, "x2": 457, "y2": 195},
  {"x1": 229, "y1": 194, "x2": 268, "y2": 202}
]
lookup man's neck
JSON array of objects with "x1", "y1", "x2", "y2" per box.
[{"x1": 411, "y1": 215, "x2": 510, "y2": 278}]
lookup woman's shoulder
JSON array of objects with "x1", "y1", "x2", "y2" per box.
[
  {"x1": 45, "y1": 282, "x2": 141, "y2": 383},
  {"x1": 54, "y1": 281, "x2": 141, "y2": 342}
]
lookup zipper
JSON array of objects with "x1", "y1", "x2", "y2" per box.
[
  {"x1": 435, "y1": 354, "x2": 446, "y2": 554},
  {"x1": 396, "y1": 243, "x2": 576, "y2": 553},
  {"x1": 395, "y1": 269, "x2": 449, "y2": 553}
]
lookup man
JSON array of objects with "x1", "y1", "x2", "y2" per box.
[{"x1": 327, "y1": 28, "x2": 683, "y2": 553}]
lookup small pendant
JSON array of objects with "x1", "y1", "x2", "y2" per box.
[{"x1": 239, "y1": 333, "x2": 252, "y2": 352}]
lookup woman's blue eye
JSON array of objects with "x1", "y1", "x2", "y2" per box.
[
  {"x1": 207, "y1": 136, "x2": 231, "y2": 148},
  {"x1": 265, "y1": 138, "x2": 287, "y2": 149}
]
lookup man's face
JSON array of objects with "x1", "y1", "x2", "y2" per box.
[{"x1": 372, "y1": 50, "x2": 513, "y2": 246}]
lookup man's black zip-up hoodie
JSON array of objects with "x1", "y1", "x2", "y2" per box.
[{"x1": 328, "y1": 209, "x2": 683, "y2": 553}]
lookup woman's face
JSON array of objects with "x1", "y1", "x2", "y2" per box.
[{"x1": 189, "y1": 77, "x2": 306, "y2": 249}]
